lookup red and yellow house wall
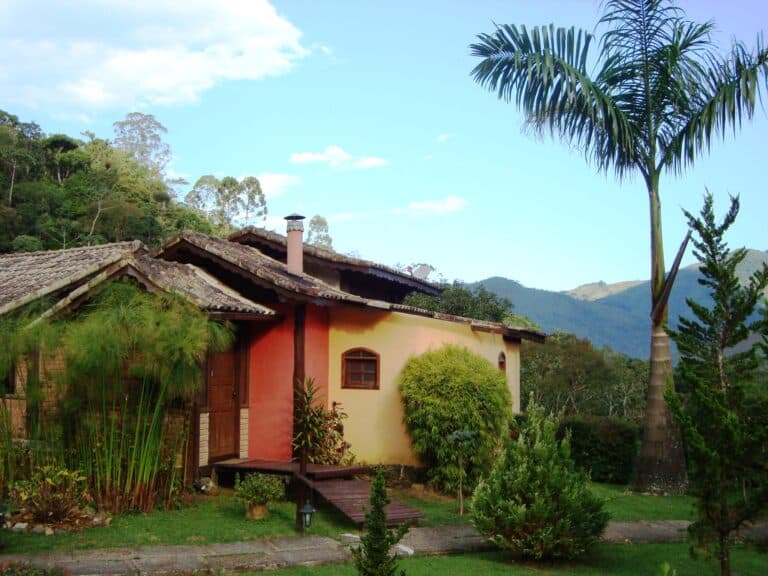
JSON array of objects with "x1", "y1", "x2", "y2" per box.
[
  {"x1": 326, "y1": 307, "x2": 520, "y2": 466},
  {"x1": 227, "y1": 303, "x2": 520, "y2": 469}
]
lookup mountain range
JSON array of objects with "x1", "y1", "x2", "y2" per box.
[{"x1": 476, "y1": 249, "x2": 768, "y2": 359}]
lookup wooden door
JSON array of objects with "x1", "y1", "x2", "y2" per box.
[{"x1": 208, "y1": 347, "x2": 238, "y2": 461}]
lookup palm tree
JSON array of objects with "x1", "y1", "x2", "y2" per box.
[{"x1": 470, "y1": 0, "x2": 768, "y2": 493}]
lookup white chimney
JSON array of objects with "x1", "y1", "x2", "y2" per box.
[{"x1": 285, "y1": 213, "x2": 305, "y2": 274}]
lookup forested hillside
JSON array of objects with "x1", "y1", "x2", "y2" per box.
[
  {"x1": 0, "y1": 110, "x2": 280, "y2": 254},
  {"x1": 479, "y1": 249, "x2": 768, "y2": 359},
  {"x1": 0, "y1": 110, "x2": 213, "y2": 253}
]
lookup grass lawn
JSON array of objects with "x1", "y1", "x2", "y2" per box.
[
  {"x1": 0, "y1": 482, "x2": 697, "y2": 554},
  {"x1": 0, "y1": 495, "x2": 355, "y2": 554},
  {"x1": 251, "y1": 544, "x2": 768, "y2": 576},
  {"x1": 591, "y1": 483, "x2": 696, "y2": 521}
]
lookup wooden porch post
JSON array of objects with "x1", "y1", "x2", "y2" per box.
[{"x1": 293, "y1": 303, "x2": 307, "y2": 530}]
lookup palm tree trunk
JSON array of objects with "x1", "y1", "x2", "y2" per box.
[{"x1": 635, "y1": 186, "x2": 688, "y2": 493}]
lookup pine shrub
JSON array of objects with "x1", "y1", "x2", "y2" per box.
[
  {"x1": 352, "y1": 470, "x2": 409, "y2": 576},
  {"x1": 472, "y1": 401, "x2": 609, "y2": 560},
  {"x1": 398, "y1": 345, "x2": 510, "y2": 493}
]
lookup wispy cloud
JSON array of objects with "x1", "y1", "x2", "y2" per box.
[
  {"x1": 352, "y1": 156, "x2": 389, "y2": 169},
  {"x1": 290, "y1": 145, "x2": 389, "y2": 170},
  {"x1": 326, "y1": 196, "x2": 468, "y2": 223},
  {"x1": 408, "y1": 195, "x2": 467, "y2": 215},
  {"x1": 0, "y1": 0, "x2": 308, "y2": 110},
  {"x1": 257, "y1": 172, "x2": 301, "y2": 199},
  {"x1": 436, "y1": 133, "x2": 454, "y2": 143}
]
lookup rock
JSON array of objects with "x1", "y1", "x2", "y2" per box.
[
  {"x1": 195, "y1": 477, "x2": 217, "y2": 493},
  {"x1": 32, "y1": 524, "x2": 46, "y2": 534},
  {"x1": 12, "y1": 522, "x2": 28, "y2": 532},
  {"x1": 339, "y1": 533, "x2": 361, "y2": 544},
  {"x1": 45, "y1": 527, "x2": 54, "y2": 536},
  {"x1": 395, "y1": 544, "x2": 415, "y2": 557},
  {"x1": 104, "y1": 517, "x2": 112, "y2": 527}
]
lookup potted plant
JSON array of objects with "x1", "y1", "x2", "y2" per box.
[{"x1": 234, "y1": 473, "x2": 285, "y2": 520}]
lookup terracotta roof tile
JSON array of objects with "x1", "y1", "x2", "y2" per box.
[
  {"x1": 229, "y1": 226, "x2": 440, "y2": 295},
  {"x1": 161, "y1": 231, "x2": 369, "y2": 305},
  {"x1": 0, "y1": 242, "x2": 142, "y2": 315},
  {"x1": 135, "y1": 256, "x2": 274, "y2": 316}
]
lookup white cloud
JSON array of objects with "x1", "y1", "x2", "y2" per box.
[
  {"x1": 0, "y1": 0, "x2": 308, "y2": 110},
  {"x1": 408, "y1": 196, "x2": 467, "y2": 215},
  {"x1": 290, "y1": 145, "x2": 389, "y2": 170},
  {"x1": 257, "y1": 172, "x2": 301, "y2": 199},
  {"x1": 324, "y1": 196, "x2": 468, "y2": 224},
  {"x1": 290, "y1": 145, "x2": 351, "y2": 168},
  {"x1": 352, "y1": 156, "x2": 390, "y2": 169},
  {"x1": 436, "y1": 133, "x2": 454, "y2": 143}
]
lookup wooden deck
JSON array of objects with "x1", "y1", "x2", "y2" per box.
[
  {"x1": 313, "y1": 478, "x2": 422, "y2": 527},
  {"x1": 213, "y1": 459, "x2": 422, "y2": 527}
]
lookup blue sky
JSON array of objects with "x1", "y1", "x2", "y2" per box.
[{"x1": 1, "y1": 1, "x2": 765, "y2": 291}]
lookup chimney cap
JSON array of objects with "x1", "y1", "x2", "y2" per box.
[{"x1": 284, "y1": 213, "x2": 305, "y2": 221}]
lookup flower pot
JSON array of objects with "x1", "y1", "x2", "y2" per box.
[{"x1": 245, "y1": 503, "x2": 269, "y2": 520}]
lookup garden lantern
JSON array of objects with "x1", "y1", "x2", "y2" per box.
[{"x1": 299, "y1": 502, "x2": 316, "y2": 528}]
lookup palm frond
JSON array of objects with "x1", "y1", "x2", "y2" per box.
[
  {"x1": 664, "y1": 37, "x2": 768, "y2": 172},
  {"x1": 470, "y1": 23, "x2": 635, "y2": 175}
]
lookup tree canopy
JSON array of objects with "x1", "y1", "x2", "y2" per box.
[{"x1": 0, "y1": 110, "x2": 248, "y2": 252}]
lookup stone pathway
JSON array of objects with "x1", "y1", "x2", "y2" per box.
[{"x1": 1, "y1": 521, "x2": 765, "y2": 575}]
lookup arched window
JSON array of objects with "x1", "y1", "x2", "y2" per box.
[
  {"x1": 498, "y1": 351, "x2": 506, "y2": 371},
  {"x1": 342, "y1": 348, "x2": 380, "y2": 390}
]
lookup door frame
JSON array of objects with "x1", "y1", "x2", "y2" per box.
[{"x1": 203, "y1": 332, "x2": 249, "y2": 464}]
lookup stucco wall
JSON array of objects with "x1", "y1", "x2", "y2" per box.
[
  {"x1": 305, "y1": 305, "x2": 330, "y2": 406},
  {"x1": 246, "y1": 304, "x2": 329, "y2": 461},
  {"x1": 328, "y1": 308, "x2": 520, "y2": 466},
  {"x1": 248, "y1": 309, "x2": 295, "y2": 461}
]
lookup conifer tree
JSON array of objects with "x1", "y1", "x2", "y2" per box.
[
  {"x1": 352, "y1": 470, "x2": 409, "y2": 576},
  {"x1": 666, "y1": 193, "x2": 768, "y2": 576}
]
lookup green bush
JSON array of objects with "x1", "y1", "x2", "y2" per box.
[
  {"x1": 234, "y1": 473, "x2": 285, "y2": 506},
  {"x1": 558, "y1": 416, "x2": 639, "y2": 484},
  {"x1": 10, "y1": 466, "x2": 87, "y2": 523},
  {"x1": 399, "y1": 345, "x2": 511, "y2": 493},
  {"x1": 293, "y1": 378, "x2": 354, "y2": 466},
  {"x1": 472, "y1": 401, "x2": 609, "y2": 561}
]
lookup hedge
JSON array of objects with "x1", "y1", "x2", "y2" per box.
[{"x1": 557, "y1": 416, "x2": 640, "y2": 484}]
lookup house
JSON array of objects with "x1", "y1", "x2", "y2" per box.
[{"x1": 0, "y1": 217, "x2": 544, "y2": 476}]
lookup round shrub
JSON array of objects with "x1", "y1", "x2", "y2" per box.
[
  {"x1": 398, "y1": 344, "x2": 510, "y2": 493},
  {"x1": 472, "y1": 401, "x2": 609, "y2": 560},
  {"x1": 234, "y1": 473, "x2": 285, "y2": 506}
]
